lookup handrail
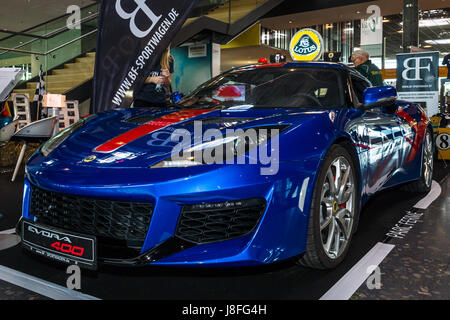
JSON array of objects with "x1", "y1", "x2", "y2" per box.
[
  {"x1": 0, "y1": 29, "x2": 97, "y2": 56},
  {"x1": 9, "y1": 13, "x2": 99, "y2": 40},
  {"x1": 0, "y1": 31, "x2": 47, "y2": 40},
  {"x1": 0, "y1": 13, "x2": 99, "y2": 57},
  {"x1": 46, "y1": 30, "x2": 97, "y2": 55},
  {"x1": 0, "y1": 3, "x2": 100, "y2": 42}
]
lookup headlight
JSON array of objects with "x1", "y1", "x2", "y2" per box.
[
  {"x1": 40, "y1": 119, "x2": 86, "y2": 157},
  {"x1": 150, "y1": 125, "x2": 289, "y2": 168}
]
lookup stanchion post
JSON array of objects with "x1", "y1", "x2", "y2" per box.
[{"x1": 11, "y1": 141, "x2": 27, "y2": 182}]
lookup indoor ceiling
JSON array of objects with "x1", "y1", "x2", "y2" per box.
[
  {"x1": 383, "y1": 8, "x2": 450, "y2": 59},
  {"x1": 0, "y1": 0, "x2": 97, "y2": 32},
  {"x1": 260, "y1": 0, "x2": 450, "y2": 30}
]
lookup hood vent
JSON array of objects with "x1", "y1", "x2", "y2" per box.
[{"x1": 125, "y1": 115, "x2": 159, "y2": 125}]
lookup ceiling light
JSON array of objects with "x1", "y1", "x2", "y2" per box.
[
  {"x1": 400, "y1": 18, "x2": 450, "y2": 27},
  {"x1": 419, "y1": 18, "x2": 450, "y2": 27},
  {"x1": 425, "y1": 39, "x2": 450, "y2": 44}
]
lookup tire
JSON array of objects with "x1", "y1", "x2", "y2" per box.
[
  {"x1": 298, "y1": 145, "x2": 360, "y2": 269},
  {"x1": 402, "y1": 129, "x2": 434, "y2": 194}
]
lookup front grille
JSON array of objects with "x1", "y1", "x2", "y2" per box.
[
  {"x1": 175, "y1": 198, "x2": 266, "y2": 244},
  {"x1": 30, "y1": 187, "x2": 154, "y2": 248}
]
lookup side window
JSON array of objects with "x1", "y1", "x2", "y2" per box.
[{"x1": 351, "y1": 75, "x2": 371, "y2": 105}]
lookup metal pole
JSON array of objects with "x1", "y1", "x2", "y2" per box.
[
  {"x1": 11, "y1": 142, "x2": 27, "y2": 182},
  {"x1": 402, "y1": 0, "x2": 419, "y2": 53},
  {"x1": 229, "y1": 0, "x2": 231, "y2": 25}
]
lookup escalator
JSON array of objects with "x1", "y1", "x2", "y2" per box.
[{"x1": 175, "y1": 0, "x2": 286, "y2": 46}]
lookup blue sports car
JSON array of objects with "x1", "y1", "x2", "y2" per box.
[{"x1": 17, "y1": 62, "x2": 433, "y2": 270}]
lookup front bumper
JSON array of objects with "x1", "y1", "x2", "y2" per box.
[{"x1": 21, "y1": 159, "x2": 320, "y2": 267}]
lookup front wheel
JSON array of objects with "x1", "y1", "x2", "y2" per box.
[{"x1": 298, "y1": 145, "x2": 359, "y2": 269}]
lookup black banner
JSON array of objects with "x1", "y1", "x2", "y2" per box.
[{"x1": 92, "y1": 0, "x2": 199, "y2": 113}]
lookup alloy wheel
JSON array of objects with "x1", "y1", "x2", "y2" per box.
[{"x1": 319, "y1": 157, "x2": 355, "y2": 259}]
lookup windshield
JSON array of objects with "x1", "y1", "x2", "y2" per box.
[{"x1": 179, "y1": 67, "x2": 345, "y2": 109}]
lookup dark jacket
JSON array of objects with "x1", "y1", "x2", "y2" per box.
[
  {"x1": 135, "y1": 58, "x2": 174, "y2": 105},
  {"x1": 355, "y1": 60, "x2": 384, "y2": 87}
]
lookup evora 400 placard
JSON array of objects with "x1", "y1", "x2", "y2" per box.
[{"x1": 21, "y1": 220, "x2": 97, "y2": 270}]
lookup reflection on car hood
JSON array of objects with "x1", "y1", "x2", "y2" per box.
[{"x1": 41, "y1": 106, "x2": 329, "y2": 169}]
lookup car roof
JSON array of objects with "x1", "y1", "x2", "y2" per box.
[{"x1": 236, "y1": 61, "x2": 352, "y2": 71}]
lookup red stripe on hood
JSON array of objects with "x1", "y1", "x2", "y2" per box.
[{"x1": 94, "y1": 109, "x2": 212, "y2": 153}]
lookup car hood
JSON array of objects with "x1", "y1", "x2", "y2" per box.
[{"x1": 36, "y1": 106, "x2": 331, "y2": 169}]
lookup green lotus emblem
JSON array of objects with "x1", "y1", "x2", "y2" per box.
[{"x1": 292, "y1": 34, "x2": 318, "y2": 56}]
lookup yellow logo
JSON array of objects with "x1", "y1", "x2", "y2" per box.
[
  {"x1": 289, "y1": 29, "x2": 324, "y2": 62},
  {"x1": 332, "y1": 201, "x2": 339, "y2": 213},
  {"x1": 83, "y1": 155, "x2": 97, "y2": 163}
]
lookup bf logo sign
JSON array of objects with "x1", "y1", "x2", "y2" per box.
[
  {"x1": 116, "y1": 0, "x2": 162, "y2": 38},
  {"x1": 402, "y1": 57, "x2": 433, "y2": 81}
]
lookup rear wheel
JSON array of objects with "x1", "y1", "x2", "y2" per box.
[
  {"x1": 403, "y1": 129, "x2": 433, "y2": 193},
  {"x1": 298, "y1": 145, "x2": 359, "y2": 269}
]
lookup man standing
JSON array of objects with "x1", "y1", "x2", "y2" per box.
[
  {"x1": 443, "y1": 53, "x2": 450, "y2": 79},
  {"x1": 351, "y1": 50, "x2": 384, "y2": 86}
]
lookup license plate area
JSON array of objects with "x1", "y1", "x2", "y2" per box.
[{"x1": 21, "y1": 220, "x2": 97, "y2": 270}]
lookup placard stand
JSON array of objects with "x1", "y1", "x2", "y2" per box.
[{"x1": 43, "y1": 94, "x2": 66, "y2": 130}]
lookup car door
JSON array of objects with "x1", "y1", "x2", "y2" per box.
[{"x1": 350, "y1": 74, "x2": 404, "y2": 195}]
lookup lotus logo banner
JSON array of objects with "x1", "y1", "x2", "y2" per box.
[
  {"x1": 92, "y1": 0, "x2": 199, "y2": 113},
  {"x1": 289, "y1": 29, "x2": 324, "y2": 62},
  {"x1": 292, "y1": 35, "x2": 318, "y2": 56}
]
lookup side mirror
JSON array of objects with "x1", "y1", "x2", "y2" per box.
[
  {"x1": 171, "y1": 91, "x2": 184, "y2": 104},
  {"x1": 361, "y1": 86, "x2": 398, "y2": 110}
]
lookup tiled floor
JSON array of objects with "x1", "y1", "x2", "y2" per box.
[
  {"x1": 0, "y1": 279, "x2": 49, "y2": 300},
  {"x1": 352, "y1": 178, "x2": 450, "y2": 300}
]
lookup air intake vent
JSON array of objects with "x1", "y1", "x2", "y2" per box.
[{"x1": 175, "y1": 198, "x2": 266, "y2": 244}]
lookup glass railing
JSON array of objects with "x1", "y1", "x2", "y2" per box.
[{"x1": 0, "y1": 3, "x2": 100, "y2": 83}]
